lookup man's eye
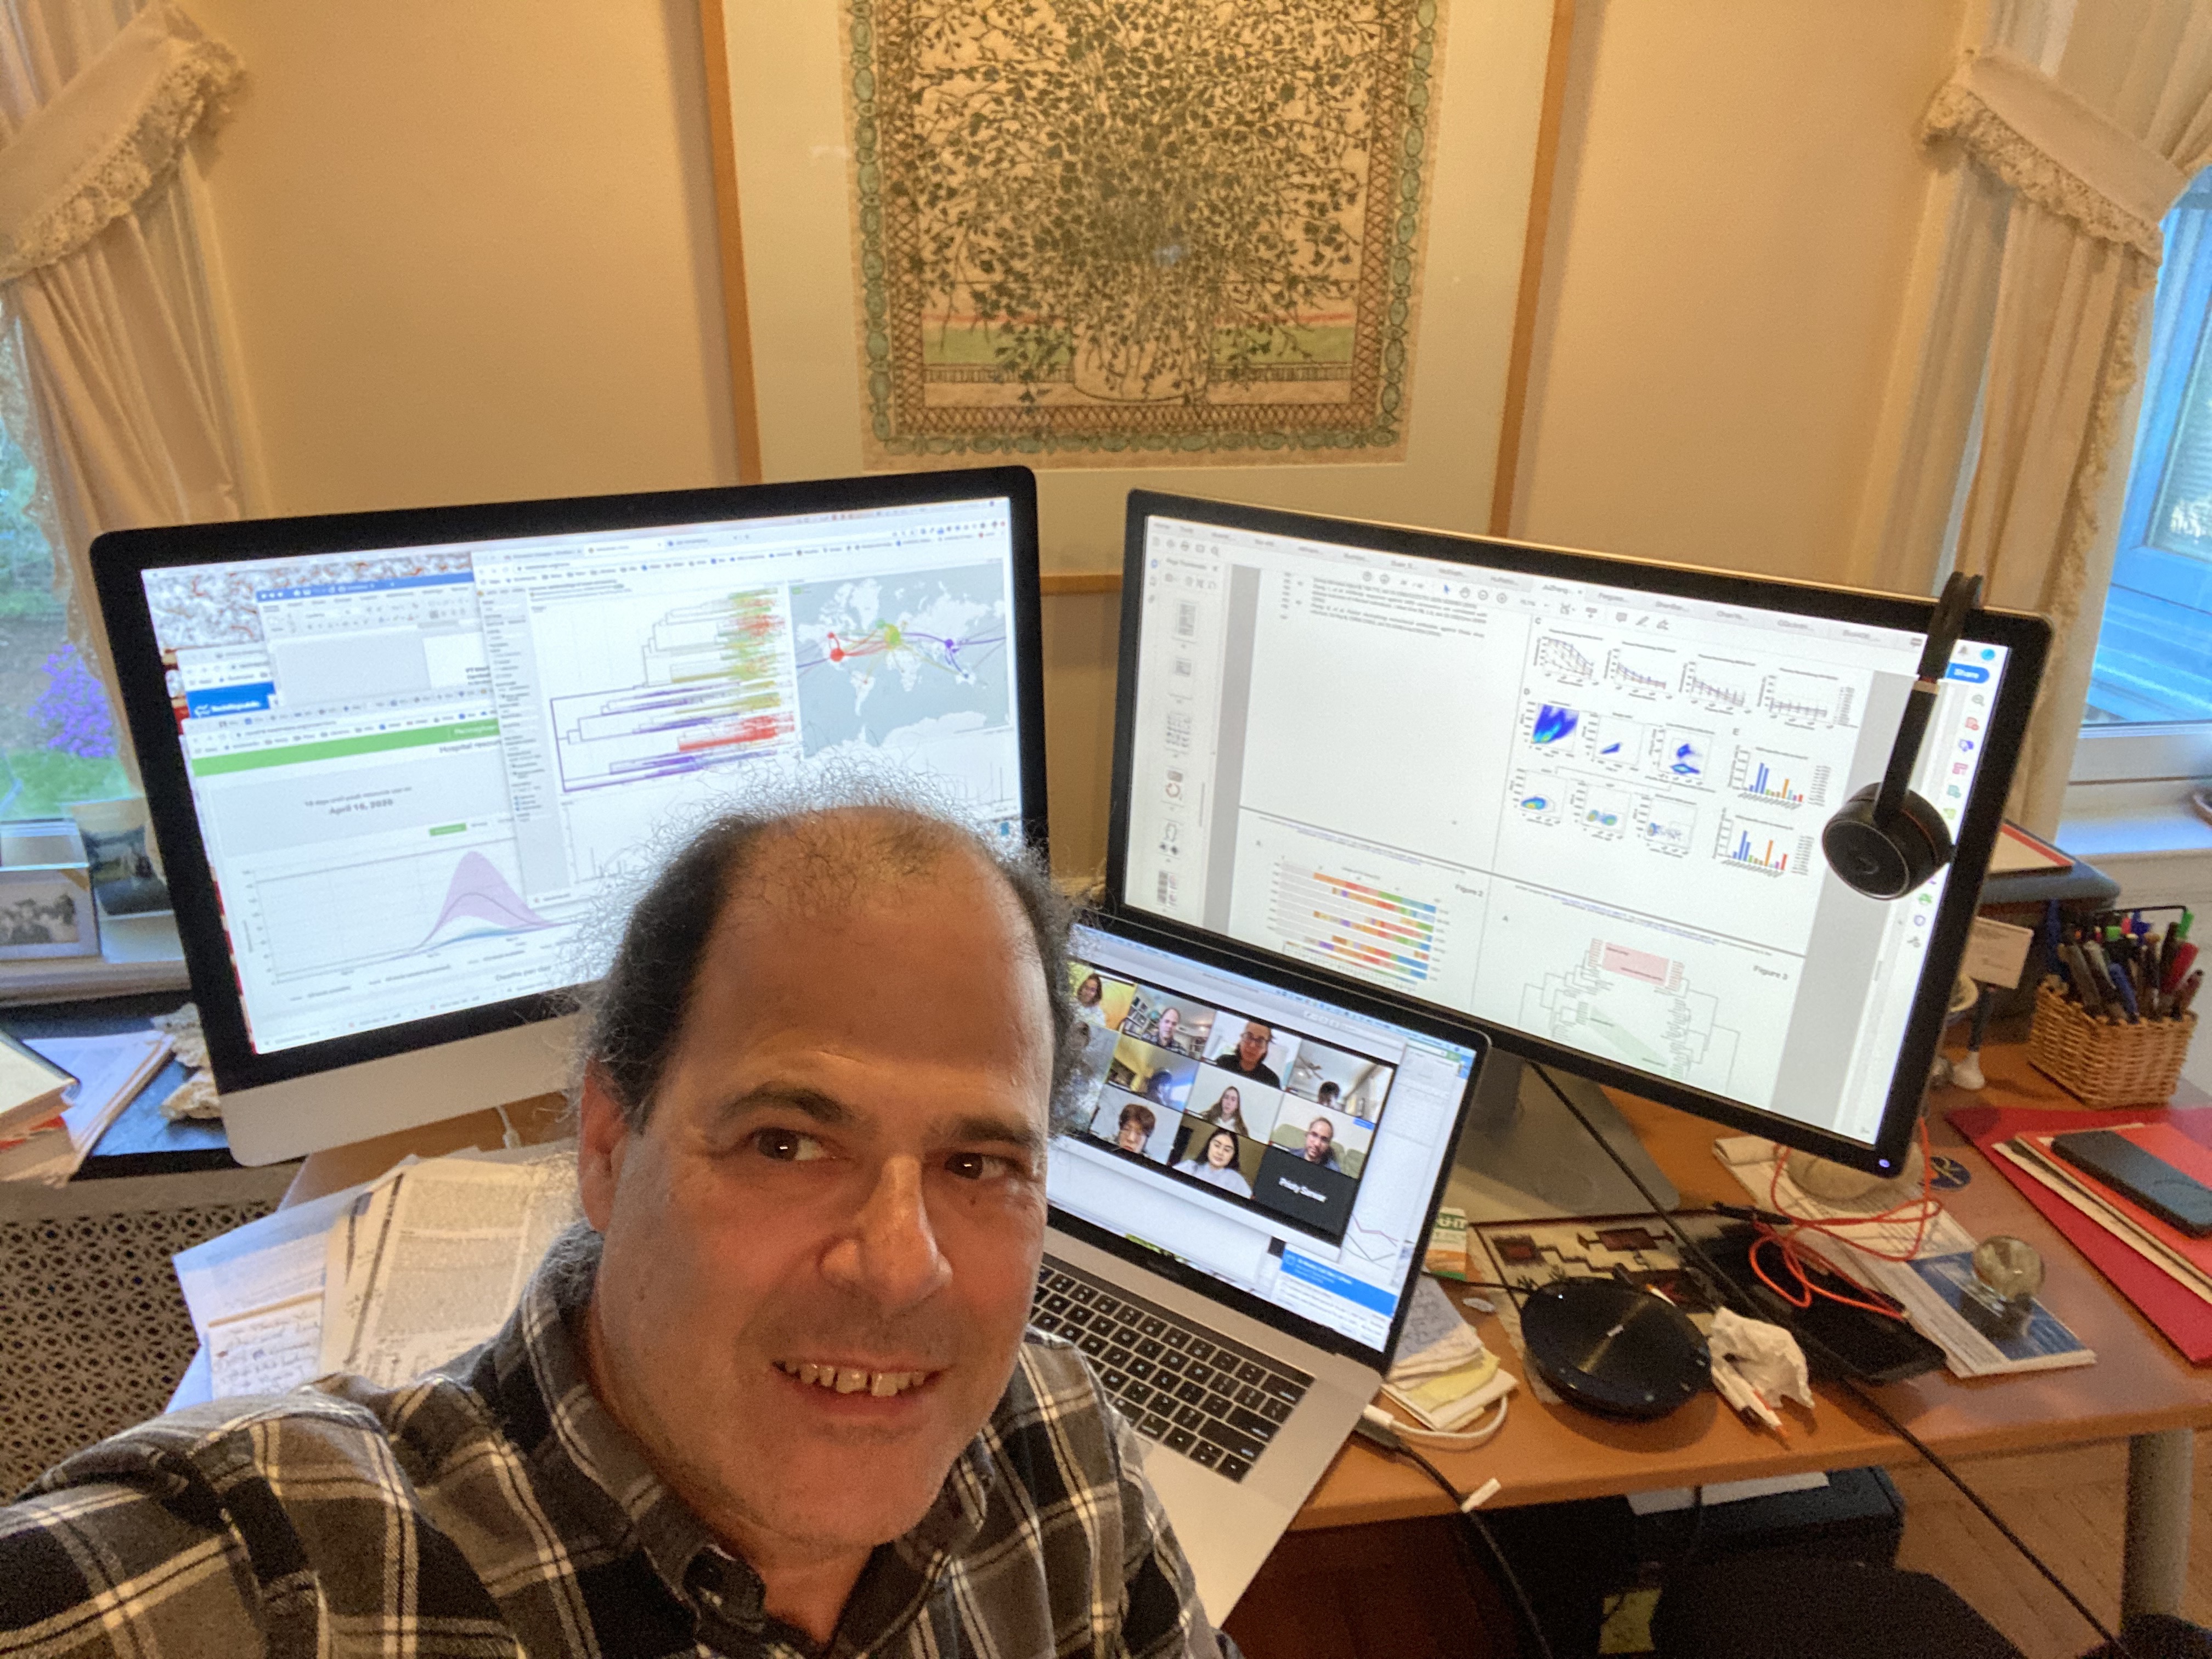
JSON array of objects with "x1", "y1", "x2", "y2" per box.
[
  {"x1": 751, "y1": 1127, "x2": 827, "y2": 1163},
  {"x1": 945, "y1": 1150, "x2": 1018, "y2": 1182}
]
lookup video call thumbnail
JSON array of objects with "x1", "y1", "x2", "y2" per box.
[{"x1": 1062, "y1": 957, "x2": 1396, "y2": 1243}]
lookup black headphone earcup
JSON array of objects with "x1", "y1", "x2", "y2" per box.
[{"x1": 1820, "y1": 783, "x2": 1954, "y2": 899}]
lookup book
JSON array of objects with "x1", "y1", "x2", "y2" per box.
[
  {"x1": 0, "y1": 1029, "x2": 75, "y2": 1139},
  {"x1": 1987, "y1": 820, "x2": 2072, "y2": 876},
  {"x1": 0, "y1": 1029, "x2": 172, "y2": 1185}
]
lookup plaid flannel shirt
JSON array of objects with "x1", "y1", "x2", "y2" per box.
[{"x1": 0, "y1": 1228, "x2": 1223, "y2": 1659}]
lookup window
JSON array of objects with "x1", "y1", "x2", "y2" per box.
[
  {"x1": 0, "y1": 319, "x2": 127, "y2": 818},
  {"x1": 2084, "y1": 170, "x2": 2212, "y2": 740}
]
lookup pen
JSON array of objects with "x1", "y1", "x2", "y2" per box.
[
  {"x1": 2175, "y1": 972, "x2": 2204, "y2": 1022},
  {"x1": 2108, "y1": 960, "x2": 2141, "y2": 1023},
  {"x1": 2063, "y1": 944, "x2": 2108, "y2": 1018}
]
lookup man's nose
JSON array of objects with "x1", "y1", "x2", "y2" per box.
[{"x1": 820, "y1": 1156, "x2": 951, "y2": 1312}]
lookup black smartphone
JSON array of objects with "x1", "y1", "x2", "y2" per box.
[
  {"x1": 2049, "y1": 1129, "x2": 2212, "y2": 1237},
  {"x1": 1701, "y1": 1231, "x2": 1946, "y2": 1386}
]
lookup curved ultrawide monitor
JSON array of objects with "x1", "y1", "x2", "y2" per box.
[
  {"x1": 94, "y1": 469, "x2": 1046, "y2": 1163},
  {"x1": 1107, "y1": 492, "x2": 2050, "y2": 1175}
]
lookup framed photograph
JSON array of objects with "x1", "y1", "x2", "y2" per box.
[{"x1": 0, "y1": 865, "x2": 98, "y2": 959}]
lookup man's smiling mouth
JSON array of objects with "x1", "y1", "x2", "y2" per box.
[{"x1": 774, "y1": 1360, "x2": 938, "y2": 1398}]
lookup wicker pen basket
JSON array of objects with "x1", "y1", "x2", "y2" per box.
[{"x1": 2026, "y1": 979, "x2": 2197, "y2": 1107}]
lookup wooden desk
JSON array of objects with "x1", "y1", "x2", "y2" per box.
[
  {"x1": 280, "y1": 1046, "x2": 2212, "y2": 1618},
  {"x1": 1292, "y1": 1044, "x2": 2212, "y2": 1619}
]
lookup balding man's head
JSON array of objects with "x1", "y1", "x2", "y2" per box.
[
  {"x1": 572, "y1": 797, "x2": 1078, "y2": 1580},
  {"x1": 578, "y1": 802, "x2": 1081, "y2": 1131}
]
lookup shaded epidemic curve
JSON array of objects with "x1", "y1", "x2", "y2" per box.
[{"x1": 411, "y1": 850, "x2": 553, "y2": 952}]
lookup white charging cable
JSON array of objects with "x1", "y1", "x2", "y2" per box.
[{"x1": 1361, "y1": 1397, "x2": 1512, "y2": 1469}]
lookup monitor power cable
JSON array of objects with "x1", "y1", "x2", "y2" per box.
[{"x1": 1525, "y1": 1061, "x2": 2131, "y2": 1658}]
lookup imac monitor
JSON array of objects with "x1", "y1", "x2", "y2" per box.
[
  {"x1": 93, "y1": 468, "x2": 1046, "y2": 1164},
  {"x1": 1108, "y1": 492, "x2": 2050, "y2": 1175}
]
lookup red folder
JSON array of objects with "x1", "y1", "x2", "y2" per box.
[
  {"x1": 2024, "y1": 1123, "x2": 2212, "y2": 1281},
  {"x1": 1951, "y1": 1103, "x2": 2212, "y2": 1364}
]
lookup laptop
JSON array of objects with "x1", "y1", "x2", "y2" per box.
[{"x1": 1042, "y1": 910, "x2": 1485, "y2": 1617}]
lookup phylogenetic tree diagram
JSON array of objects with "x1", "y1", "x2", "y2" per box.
[{"x1": 1520, "y1": 936, "x2": 1741, "y2": 1087}]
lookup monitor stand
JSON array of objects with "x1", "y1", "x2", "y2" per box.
[{"x1": 1444, "y1": 1052, "x2": 1680, "y2": 1224}]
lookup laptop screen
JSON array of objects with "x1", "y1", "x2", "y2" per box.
[{"x1": 1051, "y1": 921, "x2": 1481, "y2": 1360}]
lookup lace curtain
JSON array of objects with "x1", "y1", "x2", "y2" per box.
[
  {"x1": 0, "y1": 0, "x2": 244, "y2": 780},
  {"x1": 1856, "y1": 0, "x2": 2212, "y2": 836}
]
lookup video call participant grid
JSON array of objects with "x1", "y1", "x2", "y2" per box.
[{"x1": 1067, "y1": 960, "x2": 1396, "y2": 1242}]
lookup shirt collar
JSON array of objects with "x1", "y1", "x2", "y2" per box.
[{"x1": 482, "y1": 1223, "x2": 1004, "y2": 1647}]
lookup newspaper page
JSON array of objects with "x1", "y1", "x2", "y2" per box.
[
  {"x1": 332, "y1": 1150, "x2": 580, "y2": 1386},
  {"x1": 1714, "y1": 1136, "x2": 2092, "y2": 1378}
]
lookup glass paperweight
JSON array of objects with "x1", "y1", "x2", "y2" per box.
[{"x1": 1956, "y1": 1235, "x2": 2044, "y2": 1342}]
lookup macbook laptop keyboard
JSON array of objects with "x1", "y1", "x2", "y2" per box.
[{"x1": 1032, "y1": 1256, "x2": 1312, "y2": 1482}]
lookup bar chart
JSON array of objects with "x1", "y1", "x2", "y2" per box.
[{"x1": 1267, "y1": 862, "x2": 1441, "y2": 990}]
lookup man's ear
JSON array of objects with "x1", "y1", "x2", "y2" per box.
[{"x1": 576, "y1": 1064, "x2": 635, "y2": 1233}]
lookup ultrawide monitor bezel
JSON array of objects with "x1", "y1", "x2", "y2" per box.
[
  {"x1": 1104, "y1": 489, "x2": 2051, "y2": 1176},
  {"x1": 93, "y1": 466, "x2": 1048, "y2": 1102},
  {"x1": 1053, "y1": 906, "x2": 1488, "y2": 1369}
]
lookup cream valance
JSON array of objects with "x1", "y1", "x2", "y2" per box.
[
  {"x1": 1925, "y1": 48, "x2": 2193, "y2": 263},
  {"x1": 0, "y1": 2, "x2": 238, "y2": 283}
]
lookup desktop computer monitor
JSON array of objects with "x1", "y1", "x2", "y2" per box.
[
  {"x1": 1107, "y1": 491, "x2": 2050, "y2": 1177},
  {"x1": 93, "y1": 468, "x2": 1046, "y2": 1165}
]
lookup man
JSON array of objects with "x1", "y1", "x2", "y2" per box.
[
  {"x1": 1302, "y1": 1115, "x2": 1342, "y2": 1170},
  {"x1": 1116, "y1": 1098, "x2": 1158, "y2": 1155},
  {"x1": 1218, "y1": 1020, "x2": 1282, "y2": 1088},
  {"x1": 1315, "y1": 1081, "x2": 1341, "y2": 1110},
  {"x1": 0, "y1": 802, "x2": 1225, "y2": 1659},
  {"x1": 1154, "y1": 1006, "x2": 1182, "y2": 1052}
]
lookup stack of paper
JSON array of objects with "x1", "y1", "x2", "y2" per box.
[
  {"x1": 1714, "y1": 1136, "x2": 2094, "y2": 1379},
  {"x1": 171, "y1": 1143, "x2": 580, "y2": 1404},
  {"x1": 0, "y1": 1029, "x2": 172, "y2": 1185},
  {"x1": 1995, "y1": 1126, "x2": 2212, "y2": 1306},
  {"x1": 1381, "y1": 1274, "x2": 1514, "y2": 1431}
]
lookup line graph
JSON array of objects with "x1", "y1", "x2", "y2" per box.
[
  {"x1": 1679, "y1": 659, "x2": 1753, "y2": 713},
  {"x1": 1760, "y1": 670, "x2": 1854, "y2": 727},
  {"x1": 253, "y1": 839, "x2": 556, "y2": 981},
  {"x1": 1606, "y1": 645, "x2": 1673, "y2": 696},
  {"x1": 1533, "y1": 636, "x2": 1596, "y2": 683}
]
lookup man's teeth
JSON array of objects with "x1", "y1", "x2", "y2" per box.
[{"x1": 776, "y1": 1360, "x2": 932, "y2": 1397}]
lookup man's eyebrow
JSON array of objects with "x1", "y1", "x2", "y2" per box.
[
  {"x1": 710, "y1": 1090, "x2": 1043, "y2": 1158},
  {"x1": 943, "y1": 1113, "x2": 1047, "y2": 1159},
  {"x1": 709, "y1": 1085, "x2": 857, "y2": 1128}
]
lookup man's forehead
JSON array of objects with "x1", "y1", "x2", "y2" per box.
[{"x1": 680, "y1": 837, "x2": 1049, "y2": 1065}]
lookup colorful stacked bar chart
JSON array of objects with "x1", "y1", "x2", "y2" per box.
[{"x1": 1269, "y1": 864, "x2": 1438, "y2": 988}]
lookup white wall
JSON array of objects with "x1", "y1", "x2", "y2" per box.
[
  {"x1": 1510, "y1": 0, "x2": 1970, "y2": 585},
  {"x1": 187, "y1": 0, "x2": 738, "y2": 516},
  {"x1": 181, "y1": 1, "x2": 1976, "y2": 867}
]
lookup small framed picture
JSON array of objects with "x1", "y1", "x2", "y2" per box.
[{"x1": 0, "y1": 866, "x2": 98, "y2": 958}]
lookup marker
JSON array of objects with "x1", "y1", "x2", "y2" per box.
[{"x1": 2175, "y1": 972, "x2": 2204, "y2": 1022}]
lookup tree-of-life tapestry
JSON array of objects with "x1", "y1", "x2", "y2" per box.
[{"x1": 845, "y1": 0, "x2": 1447, "y2": 467}]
